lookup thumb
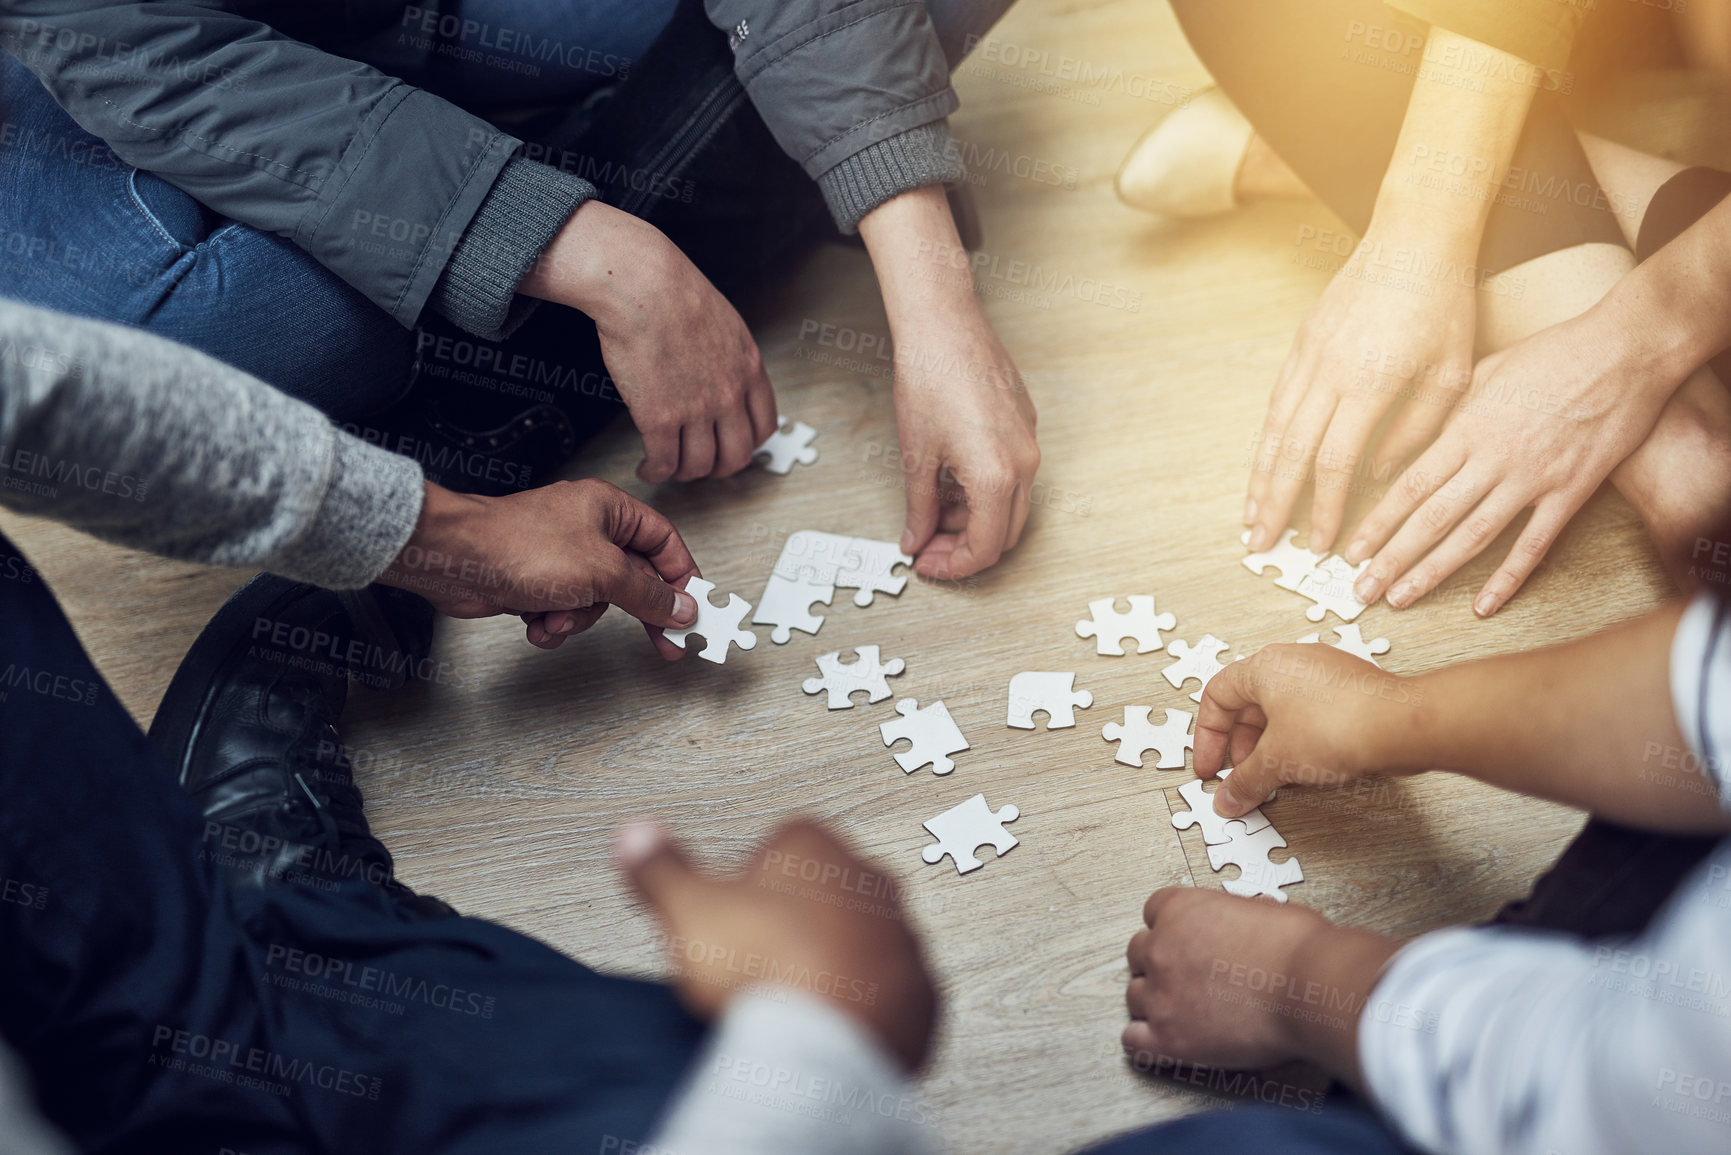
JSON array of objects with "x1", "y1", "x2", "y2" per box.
[
  {"x1": 613, "y1": 822, "x2": 703, "y2": 922},
  {"x1": 1215, "y1": 756, "x2": 1276, "y2": 820},
  {"x1": 598, "y1": 552, "x2": 698, "y2": 629}
]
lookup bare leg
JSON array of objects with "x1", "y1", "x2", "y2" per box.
[
  {"x1": 1478, "y1": 244, "x2": 1731, "y2": 562},
  {"x1": 1577, "y1": 133, "x2": 1687, "y2": 249}
]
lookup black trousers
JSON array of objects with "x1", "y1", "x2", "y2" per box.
[{"x1": 0, "y1": 532, "x2": 704, "y2": 1154}]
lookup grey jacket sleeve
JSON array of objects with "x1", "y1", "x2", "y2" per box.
[
  {"x1": 705, "y1": 0, "x2": 966, "y2": 230},
  {"x1": 0, "y1": 2, "x2": 523, "y2": 331},
  {"x1": 0, "y1": 301, "x2": 424, "y2": 589}
]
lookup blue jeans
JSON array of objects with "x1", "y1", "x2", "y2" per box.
[
  {"x1": 0, "y1": 0, "x2": 675, "y2": 423},
  {"x1": 0, "y1": 0, "x2": 1014, "y2": 488},
  {"x1": 0, "y1": 532, "x2": 706, "y2": 1153}
]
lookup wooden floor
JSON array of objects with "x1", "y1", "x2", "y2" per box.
[{"x1": 0, "y1": 1, "x2": 1691, "y2": 1151}]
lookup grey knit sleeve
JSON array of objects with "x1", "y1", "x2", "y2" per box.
[
  {"x1": 0, "y1": 301, "x2": 424, "y2": 590},
  {"x1": 425, "y1": 158, "x2": 598, "y2": 342},
  {"x1": 818, "y1": 122, "x2": 967, "y2": 234}
]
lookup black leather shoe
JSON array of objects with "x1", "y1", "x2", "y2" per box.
[{"x1": 148, "y1": 574, "x2": 451, "y2": 915}]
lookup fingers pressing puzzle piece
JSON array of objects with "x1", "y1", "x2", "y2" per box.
[{"x1": 664, "y1": 577, "x2": 758, "y2": 664}]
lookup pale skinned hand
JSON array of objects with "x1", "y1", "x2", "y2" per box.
[
  {"x1": 1124, "y1": 888, "x2": 1334, "y2": 1070},
  {"x1": 1195, "y1": 643, "x2": 1424, "y2": 818},
  {"x1": 1344, "y1": 306, "x2": 1680, "y2": 617},
  {"x1": 892, "y1": 300, "x2": 1041, "y2": 579},
  {"x1": 1246, "y1": 228, "x2": 1475, "y2": 558},
  {"x1": 377, "y1": 479, "x2": 700, "y2": 654},
  {"x1": 613, "y1": 819, "x2": 939, "y2": 1072},
  {"x1": 522, "y1": 201, "x2": 779, "y2": 484},
  {"x1": 859, "y1": 185, "x2": 1040, "y2": 580}
]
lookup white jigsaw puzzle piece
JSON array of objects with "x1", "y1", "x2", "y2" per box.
[
  {"x1": 1162, "y1": 635, "x2": 1233, "y2": 703},
  {"x1": 802, "y1": 646, "x2": 906, "y2": 709},
  {"x1": 835, "y1": 538, "x2": 914, "y2": 607},
  {"x1": 1102, "y1": 707, "x2": 1193, "y2": 769},
  {"x1": 920, "y1": 793, "x2": 1019, "y2": 874},
  {"x1": 1297, "y1": 555, "x2": 1370, "y2": 623},
  {"x1": 1006, "y1": 671, "x2": 1094, "y2": 730},
  {"x1": 880, "y1": 698, "x2": 969, "y2": 776},
  {"x1": 773, "y1": 530, "x2": 853, "y2": 585},
  {"x1": 753, "y1": 573, "x2": 834, "y2": 644},
  {"x1": 663, "y1": 577, "x2": 758, "y2": 664},
  {"x1": 1241, "y1": 528, "x2": 1324, "y2": 592},
  {"x1": 1074, "y1": 596, "x2": 1177, "y2": 656},
  {"x1": 1207, "y1": 824, "x2": 1303, "y2": 902},
  {"x1": 754, "y1": 415, "x2": 819, "y2": 474},
  {"x1": 1170, "y1": 774, "x2": 1271, "y2": 845},
  {"x1": 1296, "y1": 623, "x2": 1389, "y2": 668}
]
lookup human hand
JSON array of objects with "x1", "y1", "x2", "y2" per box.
[
  {"x1": 522, "y1": 200, "x2": 779, "y2": 483},
  {"x1": 1343, "y1": 304, "x2": 1684, "y2": 616},
  {"x1": 859, "y1": 185, "x2": 1040, "y2": 580},
  {"x1": 614, "y1": 819, "x2": 939, "y2": 1072},
  {"x1": 1195, "y1": 643, "x2": 1423, "y2": 818},
  {"x1": 1124, "y1": 888, "x2": 1396, "y2": 1079},
  {"x1": 1246, "y1": 227, "x2": 1476, "y2": 557},
  {"x1": 891, "y1": 295, "x2": 1040, "y2": 579},
  {"x1": 378, "y1": 479, "x2": 700, "y2": 653}
]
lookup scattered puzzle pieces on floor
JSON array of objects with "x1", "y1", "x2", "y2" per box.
[
  {"x1": 1297, "y1": 554, "x2": 1370, "y2": 623},
  {"x1": 754, "y1": 415, "x2": 819, "y2": 475},
  {"x1": 835, "y1": 538, "x2": 915, "y2": 607},
  {"x1": 1170, "y1": 774, "x2": 1271, "y2": 845},
  {"x1": 921, "y1": 793, "x2": 1020, "y2": 875},
  {"x1": 1241, "y1": 528, "x2": 1324, "y2": 592},
  {"x1": 1162, "y1": 635, "x2": 1233, "y2": 703},
  {"x1": 1206, "y1": 824, "x2": 1303, "y2": 902},
  {"x1": 880, "y1": 698, "x2": 969, "y2": 776},
  {"x1": 1102, "y1": 707, "x2": 1193, "y2": 769},
  {"x1": 802, "y1": 646, "x2": 906, "y2": 709},
  {"x1": 1074, "y1": 595, "x2": 1177, "y2": 656},
  {"x1": 1297, "y1": 623, "x2": 1390, "y2": 667},
  {"x1": 753, "y1": 573, "x2": 834, "y2": 644},
  {"x1": 664, "y1": 577, "x2": 758, "y2": 664},
  {"x1": 1006, "y1": 671, "x2": 1093, "y2": 730}
]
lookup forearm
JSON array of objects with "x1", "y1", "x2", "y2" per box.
[
  {"x1": 1278, "y1": 923, "x2": 1402, "y2": 1089},
  {"x1": 1600, "y1": 193, "x2": 1731, "y2": 385},
  {"x1": 1399, "y1": 603, "x2": 1727, "y2": 831},
  {"x1": 859, "y1": 184, "x2": 978, "y2": 324},
  {"x1": 516, "y1": 199, "x2": 671, "y2": 330},
  {"x1": 1370, "y1": 28, "x2": 1539, "y2": 250},
  {"x1": 0, "y1": 301, "x2": 422, "y2": 588},
  {"x1": 1, "y1": 3, "x2": 520, "y2": 329}
]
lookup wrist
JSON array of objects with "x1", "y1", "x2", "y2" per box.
[
  {"x1": 1279, "y1": 921, "x2": 1401, "y2": 1084},
  {"x1": 1598, "y1": 259, "x2": 1718, "y2": 390},
  {"x1": 378, "y1": 482, "x2": 494, "y2": 604},
  {"x1": 863, "y1": 184, "x2": 979, "y2": 318},
  {"x1": 1365, "y1": 676, "x2": 1429, "y2": 775},
  {"x1": 518, "y1": 200, "x2": 674, "y2": 327}
]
